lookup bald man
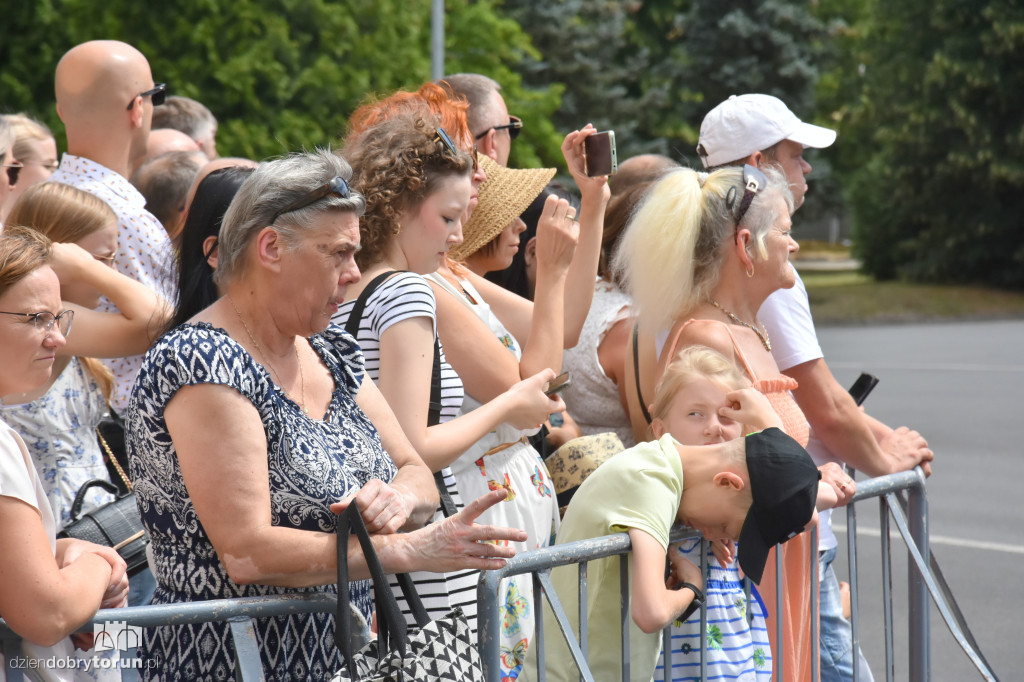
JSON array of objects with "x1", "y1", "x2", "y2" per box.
[
  {"x1": 50, "y1": 40, "x2": 177, "y2": 414},
  {"x1": 130, "y1": 128, "x2": 201, "y2": 175}
]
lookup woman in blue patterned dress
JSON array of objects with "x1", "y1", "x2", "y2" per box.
[{"x1": 126, "y1": 150, "x2": 528, "y2": 682}]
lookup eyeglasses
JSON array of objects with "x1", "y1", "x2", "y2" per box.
[
  {"x1": 127, "y1": 83, "x2": 168, "y2": 111},
  {"x1": 729, "y1": 164, "x2": 769, "y2": 228},
  {"x1": 4, "y1": 160, "x2": 24, "y2": 185},
  {"x1": 435, "y1": 126, "x2": 458, "y2": 156},
  {"x1": 271, "y1": 176, "x2": 351, "y2": 224},
  {"x1": 0, "y1": 309, "x2": 75, "y2": 337},
  {"x1": 474, "y1": 115, "x2": 523, "y2": 142}
]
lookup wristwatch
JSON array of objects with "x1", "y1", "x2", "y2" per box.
[{"x1": 678, "y1": 582, "x2": 705, "y2": 622}]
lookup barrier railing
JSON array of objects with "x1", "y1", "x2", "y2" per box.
[
  {"x1": 477, "y1": 466, "x2": 998, "y2": 682},
  {"x1": 1, "y1": 593, "x2": 348, "y2": 682}
]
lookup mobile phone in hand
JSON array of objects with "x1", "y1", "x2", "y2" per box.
[
  {"x1": 584, "y1": 131, "x2": 617, "y2": 177},
  {"x1": 847, "y1": 373, "x2": 879, "y2": 406},
  {"x1": 545, "y1": 371, "x2": 571, "y2": 397}
]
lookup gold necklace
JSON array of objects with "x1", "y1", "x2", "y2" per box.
[
  {"x1": 712, "y1": 300, "x2": 772, "y2": 352},
  {"x1": 228, "y1": 296, "x2": 309, "y2": 414}
]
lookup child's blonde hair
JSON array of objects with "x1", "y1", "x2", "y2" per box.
[{"x1": 650, "y1": 345, "x2": 749, "y2": 429}]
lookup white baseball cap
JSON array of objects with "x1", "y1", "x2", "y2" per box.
[{"x1": 697, "y1": 94, "x2": 837, "y2": 169}]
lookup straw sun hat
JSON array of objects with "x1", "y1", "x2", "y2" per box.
[{"x1": 449, "y1": 154, "x2": 556, "y2": 261}]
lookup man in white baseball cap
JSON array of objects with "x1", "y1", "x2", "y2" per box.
[
  {"x1": 697, "y1": 93, "x2": 836, "y2": 209},
  {"x1": 698, "y1": 94, "x2": 934, "y2": 682}
]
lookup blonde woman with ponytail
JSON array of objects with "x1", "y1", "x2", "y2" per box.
[
  {"x1": 0, "y1": 182, "x2": 171, "y2": 529},
  {"x1": 617, "y1": 165, "x2": 828, "y2": 682}
]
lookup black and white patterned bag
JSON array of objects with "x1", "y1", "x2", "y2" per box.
[{"x1": 330, "y1": 503, "x2": 485, "y2": 682}]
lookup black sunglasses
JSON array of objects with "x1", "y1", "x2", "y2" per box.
[
  {"x1": 474, "y1": 115, "x2": 523, "y2": 142},
  {"x1": 271, "y1": 176, "x2": 351, "y2": 224},
  {"x1": 729, "y1": 164, "x2": 769, "y2": 228},
  {"x1": 127, "y1": 83, "x2": 168, "y2": 111},
  {"x1": 4, "y1": 160, "x2": 23, "y2": 186}
]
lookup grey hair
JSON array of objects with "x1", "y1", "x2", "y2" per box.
[
  {"x1": 437, "y1": 73, "x2": 502, "y2": 136},
  {"x1": 215, "y1": 149, "x2": 366, "y2": 286}
]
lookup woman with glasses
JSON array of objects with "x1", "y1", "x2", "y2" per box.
[
  {"x1": 615, "y1": 165, "x2": 825, "y2": 681},
  {"x1": 0, "y1": 114, "x2": 59, "y2": 225},
  {"x1": 335, "y1": 113, "x2": 562, "y2": 634},
  {"x1": 0, "y1": 225, "x2": 130, "y2": 673},
  {"x1": 126, "y1": 149, "x2": 528, "y2": 681},
  {"x1": 1, "y1": 182, "x2": 172, "y2": 531}
]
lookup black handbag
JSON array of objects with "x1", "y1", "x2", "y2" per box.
[
  {"x1": 58, "y1": 431, "x2": 150, "y2": 577},
  {"x1": 329, "y1": 502, "x2": 484, "y2": 682}
]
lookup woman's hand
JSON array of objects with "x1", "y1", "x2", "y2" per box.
[
  {"x1": 818, "y1": 463, "x2": 853, "y2": 508},
  {"x1": 48, "y1": 241, "x2": 103, "y2": 287},
  {"x1": 533, "y1": 194, "x2": 579, "y2": 276},
  {"x1": 720, "y1": 388, "x2": 784, "y2": 432},
  {"x1": 60, "y1": 540, "x2": 130, "y2": 609},
  {"x1": 331, "y1": 479, "x2": 417, "y2": 535},
  {"x1": 400, "y1": 489, "x2": 529, "y2": 573},
  {"x1": 562, "y1": 125, "x2": 611, "y2": 203},
  {"x1": 501, "y1": 369, "x2": 566, "y2": 431}
]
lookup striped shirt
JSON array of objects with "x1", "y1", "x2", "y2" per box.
[{"x1": 332, "y1": 272, "x2": 479, "y2": 630}]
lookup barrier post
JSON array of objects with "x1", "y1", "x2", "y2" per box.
[{"x1": 906, "y1": 473, "x2": 930, "y2": 682}]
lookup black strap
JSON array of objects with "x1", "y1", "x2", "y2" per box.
[
  {"x1": 632, "y1": 322, "x2": 653, "y2": 425},
  {"x1": 344, "y1": 270, "x2": 457, "y2": 518},
  {"x1": 335, "y1": 502, "x2": 430, "y2": 673},
  {"x1": 69, "y1": 478, "x2": 123, "y2": 521}
]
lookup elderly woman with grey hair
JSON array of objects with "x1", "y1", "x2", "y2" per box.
[{"x1": 126, "y1": 149, "x2": 527, "y2": 681}]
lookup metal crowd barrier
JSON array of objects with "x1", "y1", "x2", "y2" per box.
[
  {"x1": 0, "y1": 593, "x2": 345, "y2": 682},
  {"x1": 477, "y1": 465, "x2": 998, "y2": 682},
  {"x1": 2, "y1": 466, "x2": 997, "y2": 682}
]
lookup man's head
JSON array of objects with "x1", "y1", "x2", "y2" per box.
[
  {"x1": 697, "y1": 94, "x2": 836, "y2": 210},
  {"x1": 131, "y1": 128, "x2": 201, "y2": 175},
  {"x1": 676, "y1": 427, "x2": 820, "y2": 584},
  {"x1": 130, "y1": 151, "x2": 205, "y2": 245},
  {"x1": 152, "y1": 95, "x2": 219, "y2": 159},
  {"x1": 55, "y1": 41, "x2": 163, "y2": 175},
  {"x1": 441, "y1": 73, "x2": 516, "y2": 166},
  {"x1": 608, "y1": 154, "x2": 680, "y2": 197}
]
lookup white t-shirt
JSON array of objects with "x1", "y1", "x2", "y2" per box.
[{"x1": 759, "y1": 273, "x2": 836, "y2": 550}]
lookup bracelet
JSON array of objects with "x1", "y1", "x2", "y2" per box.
[{"x1": 677, "y1": 582, "x2": 705, "y2": 623}]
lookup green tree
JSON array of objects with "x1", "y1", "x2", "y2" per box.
[
  {"x1": 0, "y1": 0, "x2": 563, "y2": 165},
  {"x1": 842, "y1": 0, "x2": 1024, "y2": 286}
]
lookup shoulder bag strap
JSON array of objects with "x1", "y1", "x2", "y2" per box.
[
  {"x1": 342, "y1": 271, "x2": 399, "y2": 338},
  {"x1": 632, "y1": 321, "x2": 653, "y2": 425}
]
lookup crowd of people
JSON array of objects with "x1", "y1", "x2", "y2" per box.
[{"x1": 0, "y1": 38, "x2": 936, "y2": 682}]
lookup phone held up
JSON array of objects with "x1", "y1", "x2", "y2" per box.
[
  {"x1": 847, "y1": 372, "x2": 879, "y2": 407},
  {"x1": 544, "y1": 371, "x2": 571, "y2": 397},
  {"x1": 584, "y1": 131, "x2": 617, "y2": 177}
]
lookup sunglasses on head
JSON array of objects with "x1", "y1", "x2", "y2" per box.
[
  {"x1": 271, "y1": 176, "x2": 351, "y2": 225},
  {"x1": 4, "y1": 160, "x2": 24, "y2": 186},
  {"x1": 474, "y1": 115, "x2": 523, "y2": 142},
  {"x1": 728, "y1": 164, "x2": 769, "y2": 229},
  {"x1": 127, "y1": 82, "x2": 168, "y2": 111}
]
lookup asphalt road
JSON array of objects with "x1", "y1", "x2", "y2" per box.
[{"x1": 815, "y1": 319, "x2": 1023, "y2": 681}]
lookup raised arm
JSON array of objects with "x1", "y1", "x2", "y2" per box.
[{"x1": 49, "y1": 241, "x2": 172, "y2": 358}]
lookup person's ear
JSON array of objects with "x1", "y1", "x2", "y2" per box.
[
  {"x1": 651, "y1": 417, "x2": 666, "y2": 439},
  {"x1": 713, "y1": 471, "x2": 745, "y2": 492},
  {"x1": 479, "y1": 129, "x2": 499, "y2": 163},
  {"x1": 254, "y1": 226, "x2": 283, "y2": 272},
  {"x1": 129, "y1": 99, "x2": 145, "y2": 129},
  {"x1": 745, "y1": 151, "x2": 763, "y2": 168},
  {"x1": 203, "y1": 236, "x2": 219, "y2": 269},
  {"x1": 523, "y1": 236, "x2": 538, "y2": 268},
  {"x1": 734, "y1": 229, "x2": 756, "y2": 272}
]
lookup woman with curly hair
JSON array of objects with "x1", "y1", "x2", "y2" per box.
[{"x1": 333, "y1": 112, "x2": 562, "y2": 634}]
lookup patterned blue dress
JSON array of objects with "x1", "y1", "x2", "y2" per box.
[{"x1": 127, "y1": 322, "x2": 397, "y2": 682}]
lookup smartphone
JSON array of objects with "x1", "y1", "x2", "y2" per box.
[
  {"x1": 847, "y1": 372, "x2": 879, "y2": 406},
  {"x1": 544, "y1": 371, "x2": 571, "y2": 397},
  {"x1": 584, "y1": 131, "x2": 617, "y2": 177}
]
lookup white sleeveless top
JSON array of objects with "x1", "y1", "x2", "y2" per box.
[{"x1": 561, "y1": 279, "x2": 634, "y2": 447}]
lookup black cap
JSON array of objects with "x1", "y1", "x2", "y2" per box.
[{"x1": 737, "y1": 428, "x2": 820, "y2": 585}]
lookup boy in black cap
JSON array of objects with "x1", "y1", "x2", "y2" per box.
[{"x1": 520, "y1": 426, "x2": 829, "y2": 682}]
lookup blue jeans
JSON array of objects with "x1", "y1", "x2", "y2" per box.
[
  {"x1": 128, "y1": 566, "x2": 157, "y2": 606},
  {"x1": 819, "y1": 546, "x2": 875, "y2": 682}
]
